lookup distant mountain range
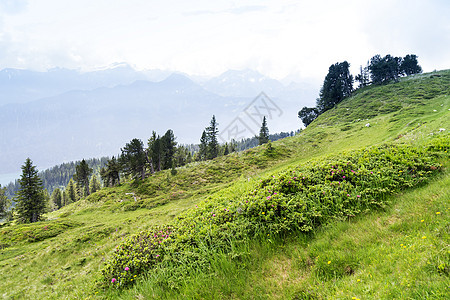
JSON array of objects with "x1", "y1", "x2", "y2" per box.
[{"x1": 0, "y1": 65, "x2": 317, "y2": 178}]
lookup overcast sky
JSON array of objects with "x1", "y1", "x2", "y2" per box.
[{"x1": 0, "y1": 0, "x2": 449, "y2": 84}]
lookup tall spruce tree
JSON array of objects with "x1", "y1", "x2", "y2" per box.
[
  {"x1": 206, "y1": 115, "x2": 219, "y2": 159},
  {"x1": 161, "y1": 129, "x2": 177, "y2": 170},
  {"x1": 65, "y1": 178, "x2": 78, "y2": 205},
  {"x1": 198, "y1": 130, "x2": 208, "y2": 161},
  {"x1": 74, "y1": 159, "x2": 93, "y2": 197},
  {"x1": 15, "y1": 158, "x2": 46, "y2": 223},
  {"x1": 258, "y1": 116, "x2": 270, "y2": 145}
]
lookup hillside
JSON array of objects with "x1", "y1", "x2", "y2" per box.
[{"x1": 0, "y1": 71, "x2": 449, "y2": 299}]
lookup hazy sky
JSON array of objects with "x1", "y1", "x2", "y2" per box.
[{"x1": 0, "y1": 0, "x2": 449, "y2": 83}]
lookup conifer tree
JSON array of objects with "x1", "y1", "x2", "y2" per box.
[
  {"x1": 74, "y1": 159, "x2": 93, "y2": 197},
  {"x1": 223, "y1": 142, "x2": 230, "y2": 155},
  {"x1": 355, "y1": 64, "x2": 370, "y2": 88},
  {"x1": 161, "y1": 129, "x2": 177, "y2": 170},
  {"x1": 317, "y1": 61, "x2": 353, "y2": 113},
  {"x1": 400, "y1": 54, "x2": 422, "y2": 76},
  {"x1": 51, "y1": 188, "x2": 63, "y2": 210},
  {"x1": 100, "y1": 156, "x2": 121, "y2": 187},
  {"x1": 258, "y1": 116, "x2": 270, "y2": 145},
  {"x1": 148, "y1": 131, "x2": 162, "y2": 172},
  {"x1": 120, "y1": 138, "x2": 147, "y2": 180},
  {"x1": 89, "y1": 176, "x2": 101, "y2": 194},
  {"x1": 0, "y1": 184, "x2": 10, "y2": 219},
  {"x1": 206, "y1": 115, "x2": 219, "y2": 159},
  {"x1": 65, "y1": 178, "x2": 78, "y2": 205},
  {"x1": 15, "y1": 158, "x2": 46, "y2": 223},
  {"x1": 199, "y1": 130, "x2": 208, "y2": 161}
]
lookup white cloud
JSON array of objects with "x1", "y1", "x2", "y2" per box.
[{"x1": 0, "y1": 0, "x2": 449, "y2": 83}]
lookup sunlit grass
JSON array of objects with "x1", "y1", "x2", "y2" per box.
[{"x1": 0, "y1": 70, "x2": 448, "y2": 299}]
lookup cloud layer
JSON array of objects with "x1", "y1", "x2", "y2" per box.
[{"x1": 0, "y1": 0, "x2": 449, "y2": 83}]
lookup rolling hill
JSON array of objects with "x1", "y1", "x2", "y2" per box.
[{"x1": 0, "y1": 70, "x2": 448, "y2": 299}]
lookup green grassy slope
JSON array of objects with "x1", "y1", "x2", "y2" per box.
[{"x1": 0, "y1": 70, "x2": 448, "y2": 299}]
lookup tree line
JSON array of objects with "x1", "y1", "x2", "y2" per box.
[
  {"x1": 2, "y1": 113, "x2": 289, "y2": 223},
  {"x1": 298, "y1": 54, "x2": 422, "y2": 127}
]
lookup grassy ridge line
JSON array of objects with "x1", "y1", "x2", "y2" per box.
[
  {"x1": 100, "y1": 135, "x2": 448, "y2": 289},
  {"x1": 0, "y1": 70, "x2": 448, "y2": 299}
]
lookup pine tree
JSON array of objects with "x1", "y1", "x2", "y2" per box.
[
  {"x1": 100, "y1": 156, "x2": 121, "y2": 187},
  {"x1": 51, "y1": 188, "x2": 63, "y2": 210},
  {"x1": 120, "y1": 138, "x2": 147, "y2": 180},
  {"x1": 355, "y1": 64, "x2": 370, "y2": 88},
  {"x1": 258, "y1": 116, "x2": 270, "y2": 145},
  {"x1": 206, "y1": 115, "x2": 219, "y2": 159},
  {"x1": 400, "y1": 54, "x2": 422, "y2": 76},
  {"x1": 223, "y1": 142, "x2": 230, "y2": 155},
  {"x1": 89, "y1": 176, "x2": 101, "y2": 194},
  {"x1": 0, "y1": 184, "x2": 10, "y2": 219},
  {"x1": 65, "y1": 178, "x2": 78, "y2": 205},
  {"x1": 317, "y1": 61, "x2": 353, "y2": 113},
  {"x1": 199, "y1": 130, "x2": 208, "y2": 161},
  {"x1": 15, "y1": 158, "x2": 46, "y2": 223},
  {"x1": 74, "y1": 159, "x2": 93, "y2": 197},
  {"x1": 161, "y1": 129, "x2": 177, "y2": 170},
  {"x1": 148, "y1": 131, "x2": 162, "y2": 172}
]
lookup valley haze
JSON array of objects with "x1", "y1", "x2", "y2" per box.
[{"x1": 0, "y1": 65, "x2": 316, "y2": 184}]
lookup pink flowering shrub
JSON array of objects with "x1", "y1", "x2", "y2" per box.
[
  {"x1": 102, "y1": 226, "x2": 173, "y2": 287},
  {"x1": 102, "y1": 137, "x2": 448, "y2": 288}
]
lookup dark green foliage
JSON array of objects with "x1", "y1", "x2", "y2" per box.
[
  {"x1": 50, "y1": 188, "x2": 63, "y2": 210},
  {"x1": 355, "y1": 64, "x2": 370, "y2": 88},
  {"x1": 101, "y1": 226, "x2": 173, "y2": 287},
  {"x1": 148, "y1": 130, "x2": 178, "y2": 171},
  {"x1": 64, "y1": 178, "x2": 78, "y2": 205},
  {"x1": 368, "y1": 54, "x2": 422, "y2": 85},
  {"x1": 369, "y1": 54, "x2": 402, "y2": 84},
  {"x1": 198, "y1": 130, "x2": 208, "y2": 161},
  {"x1": 298, "y1": 107, "x2": 320, "y2": 127},
  {"x1": 400, "y1": 54, "x2": 422, "y2": 76},
  {"x1": 174, "y1": 146, "x2": 192, "y2": 167},
  {"x1": 74, "y1": 159, "x2": 93, "y2": 197},
  {"x1": 100, "y1": 156, "x2": 121, "y2": 187},
  {"x1": 258, "y1": 116, "x2": 270, "y2": 145},
  {"x1": 161, "y1": 129, "x2": 177, "y2": 170},
  {"x1": 148, "y1": 131, "x2": 163, "y2": 172},
  {"x1": 5, "y1": 157, "x2": 108, "y2": 199},
  {"x1": 206, "y1": 115, "x2": 219, "y2": 159},
  {"x1": 89, "y1": 176, "x2": 101, "y2": 194},
  {"x1": 120, "y1": 138, "x2": 147, "y2": 180},
  {"x1": 314, "y1": 70, "x2": 450, "y2": 126},
  {"x1": 317, "y1": 61, "x2": 353, "y2": 113},
  {"x1": 15, "y1": 158, "x2": 46, "y2": 223},
  {"x1": 101, "y1": 140, "x2": 446, "y2": 287},
  {"x1": 223, "y1": 142, "x2": 230, "y2": 155},
  {"x1": 0, "y1": 185, "x2": 10, "y2": 219}
]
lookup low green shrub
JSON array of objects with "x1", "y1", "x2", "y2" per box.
[
  {"x1": 101, "y1": 138, "x2": 447, "y2": 288},
  {"x1": 102, "y1": 226, "x2": 173, "y2": 287},
  {"x1": 0, "y1": 219, "x2": 80, "y2": 248}
]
